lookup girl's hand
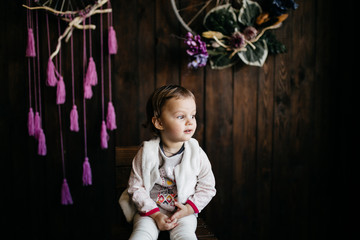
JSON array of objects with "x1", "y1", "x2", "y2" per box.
[
  {"x1": 151, "y1": 212, "x2": 178, "y2": 231},
  {"x1": 170, "y1": 202, "x2": 194, "y2": 222}
]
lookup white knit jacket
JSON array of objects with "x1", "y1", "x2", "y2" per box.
[{"x1": 119, "y1": 137, "x2": 216, "y2": 223}]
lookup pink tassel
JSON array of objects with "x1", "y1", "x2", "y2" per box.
[
  {"x1": 106, "y1": 101, "x2": 117, "y2": 130},
  {"x1": 100, "y1": 121, "x2": 109, "y2": 149},
  {"x1": 28, "y1": 107, "x2": 35, "y2": 136},
  {"x1": 83, "y1": 83, "x2": 93, "y2": 99},
  {"x1": 85, "y1": 57, "x2": 98, "y2": 86},
  {"x1": 61, "y1": 178, "x2": 73, "y2": 205},
  {"x1": 82, "y1": 157, "x2": 92, "y2": 186},
  {"x1": 26, "y1": 28, "x2": 36, "y2": 57},
  {"x1": 46, "y1": 58, "x2": 58, "y2": 87},
  {"x1": 34, "y1": 112, "x2": 41, "y2": 139},
  {"x1": 56, "y1": 76, "x2": 66, "y2": 104},
  {"x1": 70, "y1": 105, "x2": 79, "y2": 132},
  {"x1": 108, "y1": 26, "x2": 118, "y2": 54},
  {"x1": 37, "y1": 128, "x2": 47, "y2": 156}
]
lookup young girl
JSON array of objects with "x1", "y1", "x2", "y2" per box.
[{"x1": 119, "y1": 85, "x2": 216, "y2": 240}]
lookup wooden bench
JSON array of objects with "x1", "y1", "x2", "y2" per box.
[{"x1": 112, "y1": 146, "x2": 218, "y2": 240}]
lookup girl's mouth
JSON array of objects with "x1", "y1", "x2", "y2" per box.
[{"x1": 184, "y1": 129, "x2": 192, "y2": 134}]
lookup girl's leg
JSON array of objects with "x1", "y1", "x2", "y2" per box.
[
  {"x1": 169, "y1": 214, "x2": 197, "y2": 240},
  {"x1": 129, "y1": 214, "x2": 160, "y2": 240}
]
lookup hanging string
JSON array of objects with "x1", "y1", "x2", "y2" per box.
[
  {"x1": 27, "y1": 57, "x2": 35, "y2": 136},
  {"x1": 46, "y1": 12, "x2": 58, "y2": 87},
  {"x1": 70, "y1": 30, "x2": 79, "y2": 132},
  {"x1": 26, "y1": 0, "x2": 36, "y2": 58},
  {"x1": 26, "y1": 0, "x2": 34, "y2": 136},
  {"x1": 59, "y1": 101, "x2": 73, "y2": 205},
  {"x1": 100, "y1": 6, "x2": 109, "y2": 149},
  {"x1": 107, "y1": 0, "x2": 117, "y2": 55},
  {"x1": 82, "y1": 19, "x2": 92, "y2": 186},
  {"x1": 35, "y1": 9, "x2": 47, "y2": 156},
  {"x1": 33, "y1": 53, "x2": 41, "y2": 140},
  {"x1": 85, "y1": 16, "x2": 98, "y2": 87},
  {"x1": 83, "y1": 18, "x2": 93, "y2": 100},
  {"x1": 56, "y1": 18, "x2": 73, "y2": 205},
  {"x1": 27, "y1": 2, "x2": 41, "y2": 141},
  {"x1": 106, "y1": 0, "x2": 117, "y2": 131},
  {"x1": 100, "y1": 8, "x2": 105, "y2": 120}
]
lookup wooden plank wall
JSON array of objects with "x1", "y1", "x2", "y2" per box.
[{"x1": 1, "y1": 0, "x2": 350, "y2": 239}]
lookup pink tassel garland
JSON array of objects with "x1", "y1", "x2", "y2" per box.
[
  {"x1": 28, "y1": 107, "x2": 35, "y2": 136},
  {"x1": 86, "y1": 57, "x2": 98, "y2": 86},
  {"x1": 70, "y1": 105, "x2": 79, "y2": 132},
  {"x1": 56, "y1": 76, "x2": 66, "y2": 104},
  {"x1": 100, "y1": 121, "x2": 109, "y2": 149},
  {"x1": 37, "y1": 129, "x2": 47, "y2": 156},
  {"x1": 46, "y1": 58, "x2": 58, "y2": 87},
  {"x1": 106, "y1": 101, "x2": 117, "y2": 130},
  {"x1": 34, "y1": 112, "x2": 41, "y2": 139},
  {"x1": 26, "y1": 28, "x2": 36, "y2": 57},
  {"x1": 83, "y1": 83, "x2": 93, "y2": 99},
  {"x1": 61, "y1": 178, "x2": 73, "y2": 205},
  {"x1": 108, "y1": 26, "x2": 118, "y2": 54},
  {"x1": 82, "y1": 157, "x2": 92, "y2": 186}
]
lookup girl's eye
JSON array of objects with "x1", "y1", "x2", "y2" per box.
[
  {"x1": 192, "y1": 115, "x2": 196, "y2": 119},
  {"x1": 177, "y1": 115, "x2": 184, "y2": 119}
]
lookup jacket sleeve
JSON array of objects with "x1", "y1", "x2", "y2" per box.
[
  {"x1": 187, "y1": 148, "x2": 216, "y2": 213},
  {"x1": 127, "y1": 147, "x2": 159, "y2": 216}
]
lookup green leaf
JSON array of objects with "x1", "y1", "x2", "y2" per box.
[
  {"x1": 208, "y1": 48, "x2": 239, "y2": 69},
  {"x1": 203, "y1": 4, "x2": 239, "y2": 36},
  {"x1": 239, "y1": 39, "x2": 268, "y2": 67},
  {"x1": 262, "y1": 31, "x2": 287, "y2": 54},
  {"x1": 238, "y1": 0, "x2": 262, "y2": 27}
]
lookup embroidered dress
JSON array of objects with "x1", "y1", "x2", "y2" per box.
[{"x1": 150, "y1": 144, "x2": 184, "y2": 212}]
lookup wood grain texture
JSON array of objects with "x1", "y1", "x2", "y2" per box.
[{"x1": 1, "y1": 0, "x2": 346, "y2": 239}]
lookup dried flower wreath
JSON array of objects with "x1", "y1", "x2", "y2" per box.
[{"x1": 173, "y1": 0, "x2": 298, "y2": 69}]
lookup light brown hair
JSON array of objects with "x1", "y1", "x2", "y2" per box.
[{"x1": 144, "y1": 85, "x2": 195, "y2": 136}]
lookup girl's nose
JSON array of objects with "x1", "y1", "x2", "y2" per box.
[{"x1": 186, "y1": 117, "x2": 194, "y2": 125}]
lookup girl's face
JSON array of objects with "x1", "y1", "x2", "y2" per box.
[{"x1": 153, "y1": 97, "x2": 197, "y2": 146}]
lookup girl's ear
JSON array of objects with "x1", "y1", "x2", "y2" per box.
[{"x1": 152, "y1": 117, "x2": 164, "y2": 131}]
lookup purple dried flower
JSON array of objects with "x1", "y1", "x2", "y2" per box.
[
  {"x1": 185, "y1": 32, "x2": 208, "y2": 56},
  {"x1": 185, "y1": 32, "x2": 208, "y2": 69},
  {"x1": 243, "y1": 26, "x2": 258, "y2": 41},
  {"x1": 188, "y1": 54, "x2": 208, "y2": 69},
  {"x1": 230, "y1": 31, "x2": 246, "y2": 49}
]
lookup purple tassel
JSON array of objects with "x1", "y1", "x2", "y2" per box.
[
  {"x1": 100, "y1": 121, "x2": 109, "y2": 149},
  {"x1": 70, "y1": 105, "x2": 79, "y2": 132},
  {"x1": 26, "y1": 28, "x2": 36, "y2": 57},
  {"x1": 85, "y1": 57, "x2": 98, "y2": 86},
  {"x1": 61, "y1": 178, "x2": 73, "y2": 205},
  {"x1": 84, "y1": 82, "x2": 93, "y2": 99},
  {"x1": 47, "y1": 58, "x2": 58, "y2": 87},
  {"x1": 28, "y1": 107, "x2": 35, "y2": 136},
  {"x1": 108, "y1": 26, "x2": 118, "y2": 54},
  {"x1": 37, "y1": 128, "x2": 47, "y2": 156},
  {"x1": 34, "y1": 112, "x2": 41, "y2": 139},
  {"x1": 82, "y1": 157, "x2": 92, "y2": 186},
  {"x1": 106, "y1": 101, "x2": 117, "y2": 130},
  {"x1": 56, "y1": 76, "x2": 66, "y2": 104}
]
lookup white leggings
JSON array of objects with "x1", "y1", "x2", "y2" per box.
[{"x1": 129, "y1": 213, "x2": 198, "y2": 240}]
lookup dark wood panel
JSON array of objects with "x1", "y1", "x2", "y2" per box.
[
  {"x1": 138, "y1": 0, "x2": 156, "y2": 142},
  {"x1": 256, "y1": 57, "x2": 274, "y2": 239},
  {"x1": 205, "y1": 67, "x2": 233, "y2": 239},
  {"x1": 232, "y1": 64, "x2": 259, "y2": 239},
  {"x1": 1, "y1": 0, "x2": 346, "y2": 239},
  {"x1": 113, "y1": 0, "x2": 140, "y2": 145},
  {"x1": 271, "y1": 1, "x2": 315, "y2": 238},
  {"x1": 155, "y1": 0, "x2": 181, "y2": 86}
]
